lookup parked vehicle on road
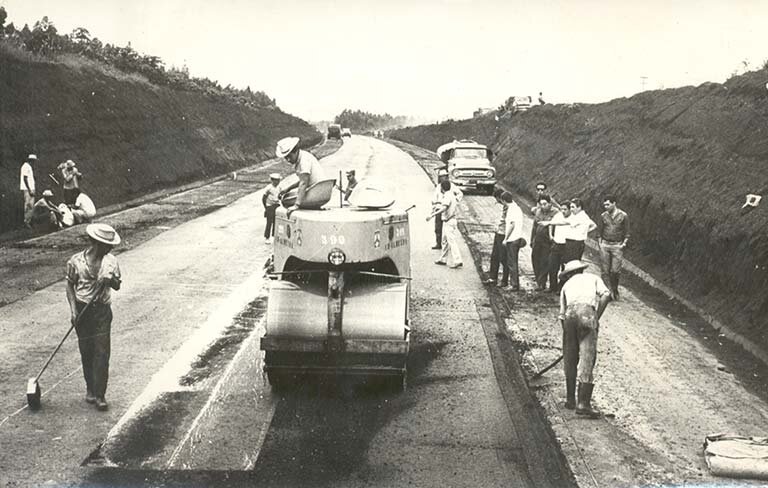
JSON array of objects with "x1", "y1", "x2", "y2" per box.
[
  {"x1": 328, "y1": 124, "x2": 342, "y2": 140},
  {"x1": 341, "y1": 127, "x2": 352, "y2": 137},
  {"x1": 436, "y1": 139, "x2": 497, "y2": 195}
]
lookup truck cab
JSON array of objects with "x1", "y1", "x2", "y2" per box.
[{"x1": 436, "y1": 139, "x2": 497, "y2": 195}]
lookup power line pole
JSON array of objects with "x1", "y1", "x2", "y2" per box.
[{"x1": 640, "y1": 76, "x2": 648, "y2": 92}]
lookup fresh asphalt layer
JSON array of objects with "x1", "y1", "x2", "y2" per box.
[{"x1": 0, "y1": 136, "x2": 573, "y2": 487}]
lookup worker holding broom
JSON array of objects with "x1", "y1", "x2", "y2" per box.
[{"x1": 65, "y1": 223, "x2": 122, "y2": 411}]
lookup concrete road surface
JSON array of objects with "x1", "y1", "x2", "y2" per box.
[{"x1": 0, "y1": 136, "x2": 570, "y2": 487}]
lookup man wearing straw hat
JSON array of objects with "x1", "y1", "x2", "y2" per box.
[
  {"x1": 262, "y1": 173, "x2": 281, "y2": 243},
  {"x1": 558, "y1": 259, "x2": 611, "y2": 418},
  {"x1": 65, "y1": 223, "x2": 122, "y2": 411},
  {"x1": 275, "y1": 137, "x2": 325, "y2": 212}
]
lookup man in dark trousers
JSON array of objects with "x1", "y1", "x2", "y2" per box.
[
  {"x1": 531, "y1": 194, "x2": 557, "y2": 291},
  {"x1": 483, "y1": 188, "x2": 508, "y2": 286},
  {"x1": 262, "y1": 173, "x2": 281, "y2": 243},
  {"x1": 431, "y1": 168, "x2": 462, "y2": 250},
  {"x1": 65, "y1": 224, "x2": 122, "y2": 411},
  {"x1": 598, "y1": 195, "x2": 630, "y2": 300},
  {"x1": 558, "y1": 260, "x2": 611, "y2": 418}
]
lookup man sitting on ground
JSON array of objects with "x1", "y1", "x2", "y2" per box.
[{"x1": 30, "y1": 189, "x2": 63, "y2": 230}]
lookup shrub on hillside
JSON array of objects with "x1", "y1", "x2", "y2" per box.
[{"x1": 0, "y1": 9, "x2": 278, "y2": 111}]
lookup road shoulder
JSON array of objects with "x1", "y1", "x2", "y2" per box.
[{"x1": 389, "y1": 138, "x2": 768, "y2": 487}]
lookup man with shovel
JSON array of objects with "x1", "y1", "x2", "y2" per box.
[
  {"x1": 65, "y1": 224, "x2": 122, "y2": 411},
  {"x1": 558, "y1": 260, "x2": 611, "y2": 418}
]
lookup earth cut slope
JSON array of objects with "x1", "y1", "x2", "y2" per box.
[
  {"x1": 391, "y1": 68, "x2": 768, "y2": 357},
  {"x1": 0, "y1": 48, "x2": 320, "y2": 231}
]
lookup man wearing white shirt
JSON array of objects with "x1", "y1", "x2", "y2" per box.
[
  {"x1": 20, "y1": 154, "x2": 37, "y2": 227},
  {"x1": 564, "y1": 198, "x2": 596, "y2": 262},
  {"x1": 558, "y1": 260, "x2": 611, "y2": 418},
  {"x1": 544, "y1": 202, "x2": 572, "y2": 292},
  {"x1": 427, "y1": 180, "x2": 463, "y2": 268},
  {"x1": 502, "y1": 192, "x2": 524, "y2": 290},
  {"x1": 71, "y1": 190, "x2": 97, "y2": 224},
  {"x1": 430, "y1": 169, "x2": 462, "y2": 250}
]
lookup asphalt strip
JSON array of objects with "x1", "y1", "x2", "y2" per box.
[{"x1": 85, "y1": 268, "x2": 270, "y2": 467}]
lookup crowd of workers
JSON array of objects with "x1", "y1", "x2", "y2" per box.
[
  {"x1": 19, "y1": 154, "x2": 97, "y2": 231},
  {"x1": 426, "y1": 168, "x2": 630, "y2": 419}
]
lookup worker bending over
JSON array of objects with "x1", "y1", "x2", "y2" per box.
[{"x1": 558, "y1": 260, "x2": 611, "y2": 418}]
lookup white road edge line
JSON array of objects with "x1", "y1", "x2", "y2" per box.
[{"x1": 165, "y1": 318, "x2": 276, "y2": 469}]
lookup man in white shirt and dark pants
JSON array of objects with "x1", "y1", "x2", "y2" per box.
[
  {"x1": 502, "y1": 192, "x2": 524, "y2": 290},
  {"x1": 20, "y1": 154, "x2": 37, "y2": 228},
  {"x1": 262, "y1": 173, "x2": 281, "y2": 243},
  {"x1": 558, "y1": 260, "x2": 611, "y2": 418},
  {"x1": 428, "y1": 180, "x2": 463, "y2": 269},
  {"x1": 431, "y1": 169, "x2": 462, "y2": 250}
]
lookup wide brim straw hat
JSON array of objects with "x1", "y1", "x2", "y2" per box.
[
  {"x1": 86, "y1": 223, "x2": 121, "y2": 246},
  {"x1": 558, "y1": 260, "x2": 589, "y2": 281},
  {"x1": 275, "y1": 137, "x2": 300, "y2": 158}
]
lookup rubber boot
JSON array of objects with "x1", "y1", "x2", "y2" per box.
[
  {"x1": 575, "y1": 382, "x2": 601, "y2": 419},
  {"x1": 610, "y1": 273, "x2": 620, "y2": 301},
  {"x1": 564, "y1": 374, "x2": 576, "y2": 410}
]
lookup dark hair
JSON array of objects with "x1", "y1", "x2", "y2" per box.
[
  {"x1": 538, "y1": 194, "x2": 551, "y2": 204},
  {"x1": 570, "y1": 198, "x2": 583, "y2": 209},
  {"x1": 493, "y1": 187, "x2": 504, "y2": 199},
  {"x1": 603, "y1": 195, "x2": 617, "y2": 204},
  {"x1": 501, "y1": 192, "x2": 514, "y2": 204},
  {"x1": 440, "y1": 180, "x2": 451, "y2": 191}
]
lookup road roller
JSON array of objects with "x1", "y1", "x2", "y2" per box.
[{"x1": 260, "y1": 199, "x2": 412, "y2": 391}]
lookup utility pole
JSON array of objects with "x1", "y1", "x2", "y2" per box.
[{"x1": 640, "y1": 76, "x2": 648, "y2": 92}]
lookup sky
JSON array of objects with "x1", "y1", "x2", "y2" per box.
[{"x1": 3, "y1": 0, "x2": 768, "y2": 122}]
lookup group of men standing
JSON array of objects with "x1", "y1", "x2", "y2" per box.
[
  {"x1": 20, "y1": 154, "x2": 96, "y2": 230},
  {"x1": 482, "y1": 181, "x2": 631, "y2": 418}
]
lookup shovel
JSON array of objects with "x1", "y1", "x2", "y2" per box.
[
  {"x1": 26, "y1": 292, "x2": 100, "y2": 410},
  {"x1": 531, "y1": 354, "x2": 563, "y2": 380}
]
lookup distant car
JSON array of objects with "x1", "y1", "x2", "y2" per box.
[
  {"x1": 328, "y1": 124, "x2": 342, "y2": 140},
  {"x1": 436, "y1": 139, "x2": 496, "y2": 195},
  {"x1": 341, "y1": 128, "x2": 352, "y2": 137},
  {"x1": 508, "y1": 95, "x2": 532, "y2": 113}
]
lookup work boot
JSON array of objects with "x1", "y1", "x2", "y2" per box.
[
  {"x1": 575, "y1": 382, "x2": 601, "y2": 419},
  {"x1": 431, "y1": 244, "x2": 441, "y2": 250},
  {"x1": 85, "y1": 390, "x2": 96, "y2": 404},
  {"x1": 564, "y1": 375, "x2": 576, "y2": 410}
]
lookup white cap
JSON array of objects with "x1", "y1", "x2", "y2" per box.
[
  {"x1": 42, "y1": 189, "x2": 54, "y2": 197},
  {"x1": 269, "y1": 173, "x2": 281, "y2": 180},
  {"x1": 275, "y1": 137, "x2": 300, "y2": 158},
  {"x1": 28, "y1": 154, "x2": 37, "y2": 161}
]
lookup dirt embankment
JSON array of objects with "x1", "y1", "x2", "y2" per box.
[
  {"x1": 391, "y1": 69, "x2": 768, "y2": 359},
  {"x1": 0, "y1": 48, "x2": 320, "y2": 232}
]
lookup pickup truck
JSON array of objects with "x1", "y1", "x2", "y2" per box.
[{"x1": 436, "y1": 139, "x2": 496, "y2": 195}]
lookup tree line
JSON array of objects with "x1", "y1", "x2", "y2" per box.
[
  {"x1": 0, "y1": 8, "x2": 278, "y2": 111},
  {"x1": 333, "y1": 109, "x2": 412, "y2": 132}
]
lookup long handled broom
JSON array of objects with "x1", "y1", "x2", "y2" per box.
[{"x1": 26, "y1": 291, "x2": 101, "y2": 410}]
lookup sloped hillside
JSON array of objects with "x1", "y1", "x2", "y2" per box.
[
  {"x1": 0, "y1": 48, "x2": 320, "y2": 231},
  {"x1": 391, "y1": 68, "x2": 768, "y2": 355}
]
